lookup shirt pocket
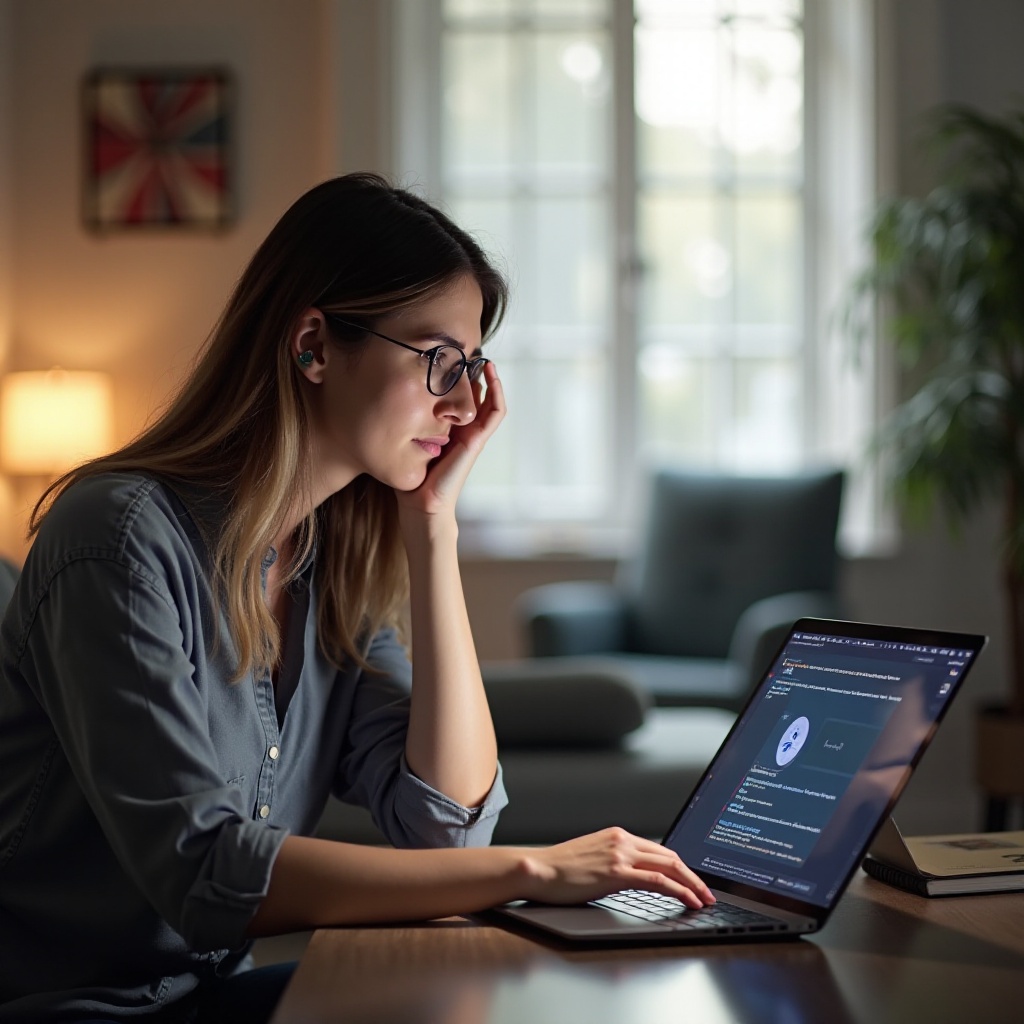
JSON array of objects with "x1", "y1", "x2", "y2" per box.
[{"x1": 224, "y1": 771, "x2": 261, "y2": 819}]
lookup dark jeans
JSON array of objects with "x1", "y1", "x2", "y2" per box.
[{"x1": 75, "y1": 961, "x2": 298, "y2": 1024}]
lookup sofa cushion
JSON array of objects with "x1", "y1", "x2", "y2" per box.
[
  {"x1": 481, "y1": 658, "x2": 650, "y2": 749},
  {"x1": 596, "y1": 654, "x2": 746, "y2": 709}
]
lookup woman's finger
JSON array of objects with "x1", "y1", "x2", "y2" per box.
[
  {"x1": 608, "y1": 841, "x2": 712, "y2": 896},
  {"x1": 629, "y1": 853, "x2": 715, "y2": 903},
  {"x1": 623, "y1": 870, "x2": 706, "y2": 908},
  {"x1": 468, "y1": 369, "x2": 505, "y2": 442},
  {"x1": 638, "y1": 851, "x2": 712, "y2": 901},
  {"x1": 482, "y1": 362, "x2": 506, "y2": 412},
  {"x1": 624, "y1": 843, "x2": 715, "y2": 901}
]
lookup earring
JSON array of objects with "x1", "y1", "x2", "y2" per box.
[{"x1": 297, "y1": 350, "x2": 315, "y2": 368}]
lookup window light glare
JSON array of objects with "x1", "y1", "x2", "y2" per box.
[{"x1": 561, "y1": 41, "x2": 602, "y2": 84}]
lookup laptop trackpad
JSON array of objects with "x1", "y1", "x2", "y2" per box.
[{"x1": 505, "y1": 904, "x2": 663, "y2": 934}]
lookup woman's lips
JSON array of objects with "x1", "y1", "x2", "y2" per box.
[{"x1": 414, "y1": 437, "x2": 448, "y2": 457}]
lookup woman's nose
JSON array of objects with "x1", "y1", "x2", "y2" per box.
[{"x1": 438, "y1": 370, "x2": 477, "y2": 424}]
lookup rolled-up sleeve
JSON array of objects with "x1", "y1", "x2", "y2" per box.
[
  {"x1": 391, "y1": 754, "x2": 507, "y2": 848},
  {"x1": 333, "y1": 629, "x2": 508, "y2": 848},
  {"x1": 20, "y1": 554, "x2": 287, "y2": 951}
]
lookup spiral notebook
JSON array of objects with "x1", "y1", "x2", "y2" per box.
[{"x1": 863, "y1": 817, "x2": 1024, "y2": 896}]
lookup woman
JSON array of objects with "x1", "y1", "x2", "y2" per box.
[{"x1": 0, "y1": 174, "x2": 713, "y2": 1023}]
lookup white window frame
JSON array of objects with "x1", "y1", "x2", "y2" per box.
[{"x1": 390, "y1": 0, "x2": 893, "y2": 558}]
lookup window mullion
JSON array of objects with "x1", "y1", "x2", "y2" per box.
[
  {"x1": 399, "y1": 0, "x2": 443, "y2": 193},
  {"x1": 613, "y1": 0, "x2": 639, "y2": 530},
  {"x1": 801, "y1": 0, "x2": 819, "y2": 463},
  {"x1": 512, "y1": 24, "x2": 535, "y2": 514}
]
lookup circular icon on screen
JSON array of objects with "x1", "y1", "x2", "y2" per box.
[{"x1": 775, "y1": 716, "x2": 810, "y2": 766}]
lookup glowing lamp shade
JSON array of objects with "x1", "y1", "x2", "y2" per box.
[{"x1": 0, "y1": 370, "x2": 114, "y2": 475}]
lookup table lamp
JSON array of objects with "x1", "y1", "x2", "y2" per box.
[{"x1": 0, "y1": 369, "x2": 114, "y2": 476}]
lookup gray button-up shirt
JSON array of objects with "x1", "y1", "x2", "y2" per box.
[{"x1": 0, "y1": 473, "x2": 507, "y2": 1021}]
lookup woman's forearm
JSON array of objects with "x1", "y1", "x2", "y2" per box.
[
  {"x1": 247, "y1": 829, "x2": 717, "y2": 938},
  {"x1": 247, "y1": 835, "x2": 528, "y2": 936},
  {"x1": 402, "y1": 513, "x2": 498, "y2": 807}
]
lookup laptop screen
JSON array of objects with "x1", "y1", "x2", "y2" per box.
[{"x1": 662, "y1": 619, "x2": 986, "y2": 911}]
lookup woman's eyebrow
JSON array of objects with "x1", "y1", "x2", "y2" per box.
[
  {"x1": 420, "y1": 331, "x2": 464, "y2": 350},
  {"x1": 419, "y1": 331, "x2": 483, "y2": 358}
]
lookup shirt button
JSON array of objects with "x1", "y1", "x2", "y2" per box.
[
  {"x1": 259, "y1": 805, "x2": 271, "y2": 819},
  {"x1": 269, "y1": 746, "x2": 280, "y2": 760}
]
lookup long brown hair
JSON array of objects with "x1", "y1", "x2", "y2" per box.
[{"x1": 31, "y1": 174, "x2": 508, "y2": 678}]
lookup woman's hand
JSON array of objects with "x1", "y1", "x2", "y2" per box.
[
  {"x1": 397, "y1": 361, "x2": 506, "y2": 520},
  {"x1": 517, "y1": 828, "x2": 717, "y2": 908}
]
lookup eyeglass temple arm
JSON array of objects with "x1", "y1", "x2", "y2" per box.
[{"x1": 321, "y1": 313, "x2": 427, "y2": 357}]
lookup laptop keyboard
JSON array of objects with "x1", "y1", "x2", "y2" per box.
[{"x1": 593, "y1": 890, "x2": 789, "y2": 933}]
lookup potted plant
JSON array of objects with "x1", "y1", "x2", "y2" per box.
[{"x1": 845, "y1": 103, "x2": 1024, "y2": 829}]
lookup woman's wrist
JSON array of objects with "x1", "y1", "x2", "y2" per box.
[
  {"x1": 398, "y1": 507, "x2": 460, "y2": 553},
  {"x1": 509, "y1": 849, "x2": 559, "y2": 902},
  {"x1": 481, "y1": 847, "x2": 555, "y2": 905}
]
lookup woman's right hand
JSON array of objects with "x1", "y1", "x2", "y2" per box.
[{"x1": 516, "y1": 827, "x2": 716, "y2": 909}]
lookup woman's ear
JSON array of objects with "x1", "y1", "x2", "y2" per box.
[{"x1": 291, "y1": 308, "x2": 328, "y2": 382}]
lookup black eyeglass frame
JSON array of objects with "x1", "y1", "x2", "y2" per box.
[{"x1": 321, "y1": 312, "x2": 490, "y2": 397}]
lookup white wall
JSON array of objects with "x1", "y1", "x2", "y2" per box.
[
  {"x1": 3, "y1": 0, "x2": 339, "y2": 551},
  {"x1": 0, "y1": 0, "x2": 12, "y2": 365},
  {"x1": 0, "y1": 1, "x2": 15, "y2": 535},
  {"x1": 8, "y1": 0, "x2": 328, "y2": 397},
  {"x1": 0, "y1": 0, "x2": 401, "y2": 554}
]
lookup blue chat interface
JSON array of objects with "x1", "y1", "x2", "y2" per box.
[{"x1": 664, "y1": 628, "x2": 980, "y2": 909}]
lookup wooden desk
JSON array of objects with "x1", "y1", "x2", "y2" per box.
[{"x1": 271, "y1": 873, "x2": 1024, "y2": 1024}]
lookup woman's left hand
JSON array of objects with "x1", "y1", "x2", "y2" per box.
[{"x1": 396, "y1": 361, "x2": 506, "y2": 520}]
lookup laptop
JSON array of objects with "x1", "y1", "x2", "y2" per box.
[{"x1": 489, "y1": 617, "x2": 987, "y2": 944}]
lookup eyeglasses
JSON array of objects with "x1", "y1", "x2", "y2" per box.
[{"x1": 322, "y1": 313, "x2": 490, "y2": 397}]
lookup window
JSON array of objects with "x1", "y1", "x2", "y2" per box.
[
  {"x1": 393, "y1": 0, "x2": 885, "y2": 554},
  {"x1": 635, "y1": 1, "x2": 803, "y2": 470}
]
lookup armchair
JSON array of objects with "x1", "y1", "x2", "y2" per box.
[{"x1": 518, "y1": 468, "x2": 845, "y2": 710}]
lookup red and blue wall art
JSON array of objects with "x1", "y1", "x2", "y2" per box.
[{"x1": 83, "y1": 68, "x2": 233, "y2": 231}]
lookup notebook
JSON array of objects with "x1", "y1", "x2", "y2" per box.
[
  {"x1": 489, "y1": 617, "x2": 987, "y2": 944},
  {"x1": 863, "y1": 817, "x2": 1024, "y2": 896}
]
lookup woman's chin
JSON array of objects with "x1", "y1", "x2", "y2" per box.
[{"x1": 377, "y1": 465, "x2": 430, "y2": 493}]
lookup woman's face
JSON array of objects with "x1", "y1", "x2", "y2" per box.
[{"x1": 305, "y1": 273, "x2": 484, "y2": 494}]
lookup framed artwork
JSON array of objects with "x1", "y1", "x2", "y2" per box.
[{"x1": 82, "y1": 68, "x2": 233, "y2": 232}]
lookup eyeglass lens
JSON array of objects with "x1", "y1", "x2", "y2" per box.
[{"x1": 431, "y1": 347, "x2": 474, "y2": 396}]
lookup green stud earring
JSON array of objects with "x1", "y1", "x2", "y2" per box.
[{"x1": 297, "y1": 350, "x2": 315, "y2": 368}]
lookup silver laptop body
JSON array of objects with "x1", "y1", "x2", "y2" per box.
[{"x1": 490, "y1": 617, "x2": 986, "y2": 944}]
